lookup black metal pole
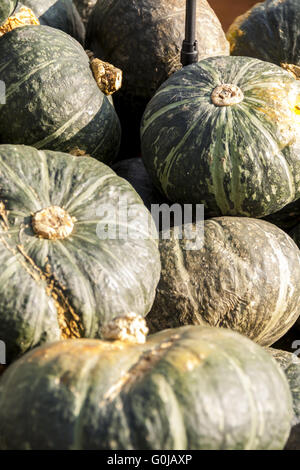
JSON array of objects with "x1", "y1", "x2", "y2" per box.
[{"x1": 180, "y1": 0, "x2": 198, "y2": 67}]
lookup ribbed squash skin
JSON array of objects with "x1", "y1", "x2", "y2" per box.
[
  {"x1": 86, "y1": 0, "x2": 229, "y2": 154},
  {"x1": 268, "y1": 348, "x2": 300, "y2": 450},
  {"x1": 141, "y1": 56, "x2": 300, "y2": 217},
  {"x1": 0, "y1": 26, "x2": 121, "y2": 164},
  {"x1": 0, "y1": 0, "x2": 16, "y2": 26},
  {"x1": 228, "y1": 0, "x2": 300, "y2": 76},
  {"x1": 21, "y1": 0, "x2": 85, "y2": 44},
  {"x1": 0, "y1": 145, "x2": 160, "y2": 363},
  {"x1": 147, "y1": 217, "x2": 300, "y2": 347},
  {"x1": 73, "y1": 0, "x2": 97, "y2": 26},
  {"x1": 0, "y1": 326, "x2": 293, "y2": 450}
]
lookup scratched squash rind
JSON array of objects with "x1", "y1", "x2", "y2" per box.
[
  {"x1": 147, "y1": 217, "x2": 300, "y2": 347},
  {"x1": 0, "y1": 326, "x2": 293, "y2": 449},
  {"x1": 0, "y1": 145, "x2": 161, "y2": 363}
]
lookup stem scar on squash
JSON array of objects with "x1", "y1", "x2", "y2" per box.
[{"x1": 0, "y1": 201, "x2": 83, "y2": 340}]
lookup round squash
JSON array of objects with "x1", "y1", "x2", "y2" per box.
[
  {"x1": 147, "y1": 217, "x2": 300, "y2": 347},
  {"x1": 21, "y1": 0, "x2": 85, "y2": 44},
  {"x1": 73, "y1": 0, "x2": 97, "y2": 26},
  {"x1": 268, "y1": 348, "x2": 300, "y2": 450},
  {"x1": 86, "y1": 0, "x2": 229, "y2": 154},
  {"x1": 141, "y1": 56, "x2": 300, "y2": 217},
  {"x1": 0, "y1": 317, "x2": 293, "y2": 450},
  {"x1": 228, "y1": 0, "x2": 300, "y2": 79},
  {"x1": 112, "y1": 158, "x2": 168, "y2": 212},
  {"x1": 0, "y1": 144, "x2": 160, "y2": 364},
  {"x1": 0, "y1": 25, "x2": 121, "y2": 164},
  {"x1": 0, "y1": 0, "x2": 17, "y2": 26}
]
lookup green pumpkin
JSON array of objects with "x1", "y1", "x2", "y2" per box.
[
  {"x1": 0, "y1": 319, "x2": 293, "y2": 450},
  {"x1": 141, "y1": 56, "x2": 300, "y2": 217},
  {"x1": 147, "y1": 217, "x2": 300, "y2": 347},
  {"x1": 0, "y1": 0, "x2": 17, "y2": 26},
  {"x1": 268, "y1": 348, "x2": 300, "y2": 450},
  {"x1": 0, "y1": 25, "x2": 121, "y2": 164},
  {"x1": 228, "y1": 0, "x2": 300, "y2": 79},
  {"x1": 86, "y1": 0, "x2": 229, "y2": 154},
  {"x1": 73, "y1": 0, "x2": 96, "y2": 26},
  {"x1": 21, "y1": 0, "x2": 85, "y2": 44},
  {"x1": 0, "y1": 145, "x2": 160, "y2": 363}
]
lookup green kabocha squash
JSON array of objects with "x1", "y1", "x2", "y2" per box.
[
  {"x1": 86, "y1": 0, "x2": 229, "y2": 154},
  {"x1": 0, "y1": 0, "x2": 17, "y2": 26},
  {"x1": 228, "y1": 0, "x2": 300, "y2": 79},
  {"x1": 73, "y1": 0, "x2": 96, "y2": 26},
  {"x1": 0, "y1": 315, "x2": 293, "y2": 450},
  {"x1": 141, "y1": 56, "x2": 300, "y2": 217},
  {"x1": 147, "y1": 217, "x2": 300, "y2": 347},
  {"x1": 0, "y1": 26, "x2": 121, "y2": 163},
  {"x1": 0, "y1": 145, "x2": 160, "y2": 364},
  {"x1": 268, "y1": 348, "x2": 300, "y2": 450},
  {"x1": 21, "y1": 0, "x2": 85, "y2": 44}
]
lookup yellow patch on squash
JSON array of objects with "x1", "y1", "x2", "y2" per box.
[
  {"x1": 293, "y1": 96, "x2": 300, "y2": 116},
  {"x1": 226, "y1": 9, "x2": 252, "y2": 54}
]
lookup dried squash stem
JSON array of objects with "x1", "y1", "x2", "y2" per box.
[
  {"x1": 86, "y1": 49, "x2": 123, "y2": 96},
  {"x1": 0, "y1": 6, "x2": 39, "y2": 37}
]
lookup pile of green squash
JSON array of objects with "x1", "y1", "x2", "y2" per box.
[{"x1": 0, "y1": 0, "x2": 300, "y2": 451}]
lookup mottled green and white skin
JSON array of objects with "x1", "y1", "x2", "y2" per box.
[
  {"x1": 86, "y1": 0, "x2": 229, "y2": 154},
  {"x1": 268, "y1": 348, "x2": 300, "y2": 450},
  {"x1": 0, "y1": 0, "x2": 16, "y2": 26},
  {"x1": 0, "y1": 323, "x2": 293, "y2": 450},
  {"x1": 0, "y1": 145, "x2": 160, "y2": 363},
  {"x1": 147, "y1": 217, "x2": 300, "y2": 346},
  {"x1": 141, "y1": 56, "x2": 300, "y2": 217},
  {"x1": 20, "y1": 0, "x2": 85, "y2": 44},
  {"x1": 228, "y1": 0, "x2": 300, "y2": 79},
  {"x1": 0, "y1": 26, "x2": 121, "y2": 164}
]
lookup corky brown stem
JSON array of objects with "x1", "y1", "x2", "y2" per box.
[
  {"x1": 87, "y1": 50, "x2": 122, "y2": 95},
  {"x1": 32, "y1": 206, "x2": 75, "y2": 240},
  {"x1": 211, "y1": 84, "x2": 244, "y2": 107},
  {"x1": 101, "y1": 313, "x2": 149, "y2": 344},
  {"x1": 0, "y1": 6, "x2": 39, "y2": 37},
  {"x1": 281, "y1": 63, "x2": 300, "y2": 80}
]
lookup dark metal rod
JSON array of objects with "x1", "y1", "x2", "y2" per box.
[
  {"x1": 181, "y1": 0, "x2": 198, "y2": 67},
  {"x1": 185, "y1": 0, "x2": 197, "y2": 44}
]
